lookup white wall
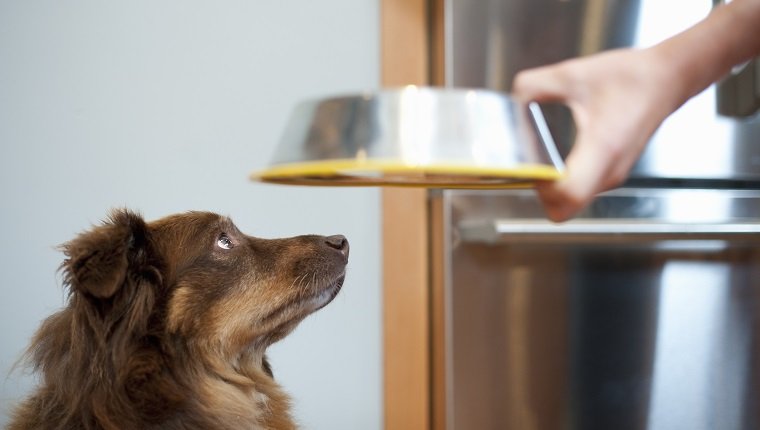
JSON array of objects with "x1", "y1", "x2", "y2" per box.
[{"x1": 0, "y1": 1, "x2": 381, "y2": 428}]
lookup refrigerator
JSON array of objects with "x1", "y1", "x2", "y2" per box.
[{"x1": 441, "y1": 1, "x2": 760, "y2": 429}]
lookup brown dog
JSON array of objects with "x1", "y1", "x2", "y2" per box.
[{"x1": 8, "y1": 209, "x2": 349, "y2": 430}]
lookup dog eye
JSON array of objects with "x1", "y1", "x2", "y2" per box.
[{"x1": 217, "y1": 234, "x2": 233, "y2": 250}]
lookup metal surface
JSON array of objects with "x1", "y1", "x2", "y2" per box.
[
  {"x1": 448, "y1": 0, "x2": 760, "y2": 183},
  {"x1": 717, "y1": 58, "x2": 760, "y2": 117},
  {"x1": 458, "y1": 188, "x2": 760, "y2": 242},
  {"x1": 444, "y1": 189, "x2": 760, "y2": 430},
  {"x1": 443, "y1": 1, "x2": 760, "y2": 429},
  {"x1": 460, "y1": 220, "x2": 760, "y2": 243},
  {"x1": 253, "y1": 87, "x2": 564, "y2": 188},
  {"x1": 714, "y1": 0, "x2": 760, "y2": 117}
]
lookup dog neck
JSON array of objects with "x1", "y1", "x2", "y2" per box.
[
  {"x1": 13, "y1": 301, "x2": 297, "y2": 429},
  {"x1": 178, "y1": 342, "x2": 296, "y2": 429}
]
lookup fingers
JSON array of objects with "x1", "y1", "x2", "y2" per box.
[
  {"x1": 515, "y1": 51, "x2": 665, "y2": 221},
  {"x1": 536, "y1": 132, "x2": 621, "y2": 222},
  {"x1": 536, "y1": 177, "x2": 605, "y2": 223},
  {"x1": 512, "y1": 63, "x2": 574, "y2": 103},
  {"x1": 515, "y1": 63, "x2": 606, "y2": 221},
  {"x1": 514, "y1": 60, "x2": 625, "y2": 221},
  {"x1": 536, "y1": 182, "x2": 585, "y2": 222},
  {"x1": 515, "y1": 65, "x2": 590, "y2": 222}
]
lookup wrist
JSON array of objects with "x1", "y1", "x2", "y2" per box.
[
  {"x1": 635, "y1": 47, "x2": 689, "y2": 119},
  {"x1": 649, "y1": 0, "x2": 760, "y2": 108}
]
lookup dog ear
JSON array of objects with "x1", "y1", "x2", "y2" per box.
[{"x1": 61, "y1": 209, "x2": 149, "y2": 299}]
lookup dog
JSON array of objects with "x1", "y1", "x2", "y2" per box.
[{"x1": 8, "y1": 208, "x2": 349, "y2": 430}]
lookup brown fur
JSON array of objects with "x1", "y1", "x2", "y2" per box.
[{"x1": 8, "y1": 209, "x2": 349, "y2": 430}]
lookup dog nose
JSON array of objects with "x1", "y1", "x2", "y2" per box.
[{"x1": 325, "y1": 234, "x2": 349, "y2": 258}]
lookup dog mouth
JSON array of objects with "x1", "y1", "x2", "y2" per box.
[
  {"x1": 249, "y1": 270, "x2": 346, "y2": 347},
  {"x1": 310, "y1": 273, "x2": 345, "y2": 311},
  {"x1": 258, "y1": 269, "x2": 346, "y2": 328}
]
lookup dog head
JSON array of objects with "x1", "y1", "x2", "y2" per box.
[{"x1": 61, "y1": 208, "x2": 349, "y2": 357}]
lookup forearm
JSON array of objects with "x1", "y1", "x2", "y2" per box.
[{"x1": 651, "y1": 0, "x2": 760, "y2": 109}]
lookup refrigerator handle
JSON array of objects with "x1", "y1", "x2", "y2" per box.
[
  {"x1": 458, "y1": 219, "x2": 760, "y2": 244},
  {"x1": 713, "y1": 0, "x2": 760, "y2": 117},
  {"x1": 716, "y1": 58, "x2": 760, "y2": 117}
]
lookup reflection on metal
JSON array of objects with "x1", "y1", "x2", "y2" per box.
[
  {"x1": 253, "y1": 88, "x2": 564, "y2": 187},
  {"x1": 717, "y1": 58, "x2": 760, "y2": 117},
  {"x1": 444, "y1": 1, "x2": 760, "y2": 428},
  {"x1": 444, "y1": 189, "x2": 760, "y2": 429},
  {"x1": 646, "y1": 262, "x2": 741, "y2": 430},
  {"x1": 460, "y1": 219, "x2": 760, "y2": 244},
  {"x1": 448, "y1": 0, "x2": 760, "y2": 182}
]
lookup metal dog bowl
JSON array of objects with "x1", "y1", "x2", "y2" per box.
[{"x1": 251, "y1": 87, "x2": 565, "y2": 188}]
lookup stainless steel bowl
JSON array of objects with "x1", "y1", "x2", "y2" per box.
[{"x1": 251, "y1": 87, "x2": 564, "y2": 188}]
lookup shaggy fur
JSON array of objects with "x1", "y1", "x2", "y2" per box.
[{"x1": 8, "y1": 209, "x2": 349, "y2": 430}]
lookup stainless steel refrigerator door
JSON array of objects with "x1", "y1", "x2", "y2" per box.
[
  {"x1": 446, "y1": 0, "x2": 760, "y2": 182},
  {"x1": 445, "y1": 189, "x2": 760, "y2": 430}
]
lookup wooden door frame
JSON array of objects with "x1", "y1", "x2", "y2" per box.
[{"x1": 381, "y1": 0, "x2": 446, "y2": 429}]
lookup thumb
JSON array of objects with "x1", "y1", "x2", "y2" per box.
[{"x1": 512, "y1": 65, "x2": 573, "y2": 103}]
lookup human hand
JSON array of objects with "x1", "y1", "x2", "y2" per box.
[{"x1": 513, "y1": 48, "x2": 681, "y2": 221}]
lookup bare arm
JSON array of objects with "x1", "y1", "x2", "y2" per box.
[{"x1": 513, "y1": 0, "x2": 760, "y2": 222}]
